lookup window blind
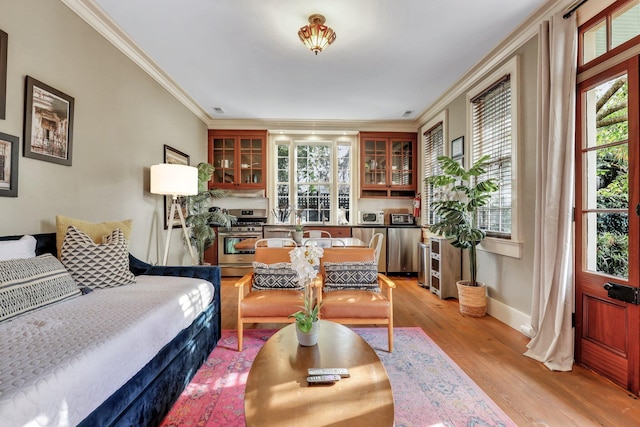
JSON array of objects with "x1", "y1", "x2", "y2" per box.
[
  {"x1": 471, "y1": 75, "x2": 512, "y2": 237},
  {"x1": 423, "y1": 122, "x2": 444, "y2": 226}
]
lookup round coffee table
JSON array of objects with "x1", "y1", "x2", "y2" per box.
[{"x1": 244, "y1": 320, "x2": 394, "y2": 426}]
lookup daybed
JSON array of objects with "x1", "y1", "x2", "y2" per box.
[{"x1": 0, "y1": 232, "x2": 221, "y2": 427}]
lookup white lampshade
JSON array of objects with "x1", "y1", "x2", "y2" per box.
[{"x1": 150, "y1": 163, "x2": 198, "y2": 197}]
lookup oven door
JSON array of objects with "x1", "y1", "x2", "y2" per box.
[{"x1": 218, "y1": 230, "x2": 261, "y2": 276}]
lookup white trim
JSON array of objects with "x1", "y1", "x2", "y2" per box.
[
  {"x1": 466, "y1": 56, "x2": 522, "y2": 258},
  {"x1": 487, "y1": 295, "x2": 532, "y2": 335}
]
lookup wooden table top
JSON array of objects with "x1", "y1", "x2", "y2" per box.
[{"x1": 244, "y1": 320, "x2": 394, "y2": 427}]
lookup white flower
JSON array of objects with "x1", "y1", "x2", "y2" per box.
[{"x1": 289, "y1": 245, "x2": 324, "y2": 283}]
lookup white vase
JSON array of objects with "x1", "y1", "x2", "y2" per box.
[
  {"x1": 296, "y1": 321, "x2": 319, "y2": 346},
  {"x1": 291, "y1": 231, "x2": 303, "y2": 244}
]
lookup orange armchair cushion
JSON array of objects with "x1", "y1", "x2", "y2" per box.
[
  {"x1": 320, "y1": 290, "x2": 390, "y2": 318},
  {"x1": 240, "y1": 289, "x2": 304, "y2": 317}
]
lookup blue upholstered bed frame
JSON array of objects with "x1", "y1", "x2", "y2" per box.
[{"x1": 0, "y1": 233, "x2": 222, "y2": 427}]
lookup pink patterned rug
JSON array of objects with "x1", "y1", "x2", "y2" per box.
[{"x1": 160, "y1": 328, "x2": 516, "y2": 427}]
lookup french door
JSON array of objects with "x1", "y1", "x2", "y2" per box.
[{"x1": 575, "y1": 56, "x2": 640, "y2": 393}]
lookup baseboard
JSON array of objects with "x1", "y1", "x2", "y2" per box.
[{"x1": 487, "y1": 296, "x2": 532, "y2": 337}]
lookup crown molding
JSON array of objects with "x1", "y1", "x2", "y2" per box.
[
  {"x1": 205, "y1": 118, "x2": 419, "y2": 133},
  {"x1": 415, "y1": 0, "x2": 574, "y2": 128},
  {"x1": 61, "y1": 0, "x2": 211, "y2": 123}
]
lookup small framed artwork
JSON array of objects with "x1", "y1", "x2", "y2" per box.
[
  {"x1": 451, "y1": 136, "x2": 464, "y2": 158},
  {"x1": 0, "y1": 132, "x2": 18, "y2": 197},
  {"x1": 23, "y1": 76, "x2": 74, "y2": 166},
  {"x1": 163, "y1": 144, "x2": 190, "y2": 229},
  {"x1": 0, "y1": 29, "x2": 7, "y2": 120}
]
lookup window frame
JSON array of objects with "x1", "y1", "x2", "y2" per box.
[
  {"x1": 420, "y1": 110, "x2": 447, "y2": 228},
  {"x1": 466, "y1": 56, "x2": 522, "y2": 258},
  {"x1": 270, "y1": 134, "x2": 355, "y2": 225}
]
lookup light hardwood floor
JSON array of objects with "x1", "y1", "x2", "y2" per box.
[{"x1": 220, "y1": 275, "x2": 640, "y2": 426}]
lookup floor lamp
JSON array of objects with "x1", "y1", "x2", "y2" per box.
[{"x1": 150, "y1": 163, "x2": 198, "y2": 266}]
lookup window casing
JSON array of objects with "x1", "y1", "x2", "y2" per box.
[
  {"x1": 467, "y1": 56, "x2": 520, "y2": 258},
  {"x1": 273, "y1": 136, "x2": 353, "y2": 225},
  {"x1": 423, "y1": 122, "x2": 444, "y2": 226}
]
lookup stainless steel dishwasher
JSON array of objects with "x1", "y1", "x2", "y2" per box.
[
  {"x1": 387, "y1": 227, "x2": 421, "y2": 274},
  {"x1": 351, "y1": 227, "x2": 387, "y2": 273}
]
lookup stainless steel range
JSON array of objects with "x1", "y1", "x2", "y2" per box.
[{"x1": 218, "y1": 208, "x2": 266, "y2": 277}]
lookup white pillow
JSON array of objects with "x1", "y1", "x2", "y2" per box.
[{"x1": 0, "y1": 235, "x2": 37, "y2": 261}]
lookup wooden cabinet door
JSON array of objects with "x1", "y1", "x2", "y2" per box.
[
  {"x1": 360, "y1": 132, "x2": 417, "y2": 198},
  {"x1": 208, "y1": 130, "x2": 267, "y2": 190}
]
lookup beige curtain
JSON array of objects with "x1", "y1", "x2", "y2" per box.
[{"x1": 524, "y1": 11, "x2": 576, "y2": 371}]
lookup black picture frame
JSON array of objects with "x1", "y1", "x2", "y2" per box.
[
  {"x1": 451, "y1": 136, "x2": 464, "y2": 158},
  {"x1": 23, "y1": 76, "x2": 74, "y2": 166},
  {"x1": 0, "y1": 29, "x2": 7, "y2": 120},
  {"x1": 0, "y1": 132, "x2": 19, "y2": 197},
  {"x1": 163, "y1": 144, "x2": 190, "y2": 229}
]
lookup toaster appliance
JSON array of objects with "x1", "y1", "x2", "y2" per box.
[{"x1": 390, "y1": 213, "x2": 414, "y2": 225}]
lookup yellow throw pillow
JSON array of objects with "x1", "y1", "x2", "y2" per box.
[{"x1": 55, "y1": 215, "x2": 133, "y2": 259}]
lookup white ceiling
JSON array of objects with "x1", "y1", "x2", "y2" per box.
[{"x1": 81, "y1": 0, "x2": 549, "y2": 123}]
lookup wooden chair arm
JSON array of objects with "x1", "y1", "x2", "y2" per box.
[
  {"x1": 235, "y1": 272, "x2": 254, "y2": 300},
  {"x1": 378, "y1": 274, "x2": 396, "y2": 289}
]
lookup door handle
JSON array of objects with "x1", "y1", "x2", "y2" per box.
[{"x1": 604, "y1": 282, "x2": 640, "y2": 305}]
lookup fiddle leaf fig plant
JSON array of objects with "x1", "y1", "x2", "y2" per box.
[
  {"x1": 425, "y1": 155, "x2": 499, "y2": 286},
  {"x1": 185, "y1": 162, "x2": 234, "y2": 265}
]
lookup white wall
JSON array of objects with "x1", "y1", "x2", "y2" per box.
[{"x1": 0, "y1": 0, "x2": 207, "y2": 265}]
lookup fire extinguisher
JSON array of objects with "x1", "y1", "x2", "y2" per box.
[{"x1": 413, "y1": 193, "x2": 421, "y2": 218}]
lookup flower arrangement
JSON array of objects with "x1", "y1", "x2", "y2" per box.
[{"x1": 288, "y1": 245, "x2": 324, "y2": 333}]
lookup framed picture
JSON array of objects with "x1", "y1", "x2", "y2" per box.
[
  {"x1": 0, "y1": 29, "x2": 7, "y2": 120},
  {"x1": 163, "y1": 144, "x2": 190, "y2": 229},
  {"x1": 451, "y1": 136, "x2": 464, "y2": 158},
  {"x1": 0, "y1": 132, "x2": 18, "y2": 197},
  {"x1": 23, "y1": 76, "x2": 74, "y2": 166}
]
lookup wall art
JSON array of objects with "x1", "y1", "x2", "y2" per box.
[{"x1": 0, "y1": 132, "x2": 19, "y2": 197}]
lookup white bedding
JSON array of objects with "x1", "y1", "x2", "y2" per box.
[{"x1": 0, "y1": 275, "x2": 214, "y2": 427}]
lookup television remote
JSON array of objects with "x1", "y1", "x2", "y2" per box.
[
  {"x1": 307, "y1": 368, "x2": 350, "y2": 378},
  {"x1": 306, "y1": 374, "x2": 341, "y2": 384}
]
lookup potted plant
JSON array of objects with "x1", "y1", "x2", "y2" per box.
[
  {"x1": 425, "y1": 155, "x2": 499, "y2": 317},
  {"x1": 288, "y1": 245, "x2": 324, "y2": 346},
  {"x1": 185, "y1": 162, "x2": 234, "y2": 265}
]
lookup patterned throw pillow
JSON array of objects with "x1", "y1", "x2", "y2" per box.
[
  {"x1": 0, "y1": 254, "x2": 81, "y2": 322},
  {"x1": 323, "y1": 261, "x2": 380, "y2": 293},
  {"x1": 252, "y1": 262, "x2": 302, "y2": 291},
  {"x1": 61, "y1": 226, "x2": 136, "y2": 289}
]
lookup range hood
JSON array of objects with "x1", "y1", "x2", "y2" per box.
[{"x1": 225, "y1": 189, "x2": 266, "y2": 198}]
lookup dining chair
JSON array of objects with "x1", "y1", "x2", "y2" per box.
[
  {"x1": 304, "y1": 230, "x2": 332, "y2": 239},
  {"x1": 368, "y1": 233, "x2": 384, "y2": 264},
  {"x1": 306, "y1": 238, "x2": 346, "y2": 248},
  {"x1": 254, "y1": 238, "x2": 297, "y2": 248}
]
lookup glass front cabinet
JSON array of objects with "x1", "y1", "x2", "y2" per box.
[
  {"x1": 359, "y1": 132, "x2": 417, "y2": 198},
  {"x1": 207, "y1": 130, "x2": 267, "y2": 190}
]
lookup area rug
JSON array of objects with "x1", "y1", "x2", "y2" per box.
[{"x1": 160, "y1": 328, "x2": 516, "y2": 427}]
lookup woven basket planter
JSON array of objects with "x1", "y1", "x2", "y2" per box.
[{"x1": 456, "y1": 281, "x2": 487, "y2": 317}]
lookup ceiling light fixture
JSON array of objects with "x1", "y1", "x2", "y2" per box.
[{"x1": 298, "y1": 14, "x2": 336, "y2": 55}]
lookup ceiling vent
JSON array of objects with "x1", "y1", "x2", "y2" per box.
[
  {"x1": 212, "y1": 107, "x2": 225, "y2": 114},
  {"x1": 401, "y1": 110, "x2": 413, "y2": 117}
]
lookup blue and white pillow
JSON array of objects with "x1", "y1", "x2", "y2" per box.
[
  {"x1": 0, "y1": 254, "x2": 81, "y2": 322},
  {"x1": 252, "y1": 262, "x2": 302, "y2": 291},
  {"x1": 323, "y1": 261, "x2": 380, "y2": 293}
]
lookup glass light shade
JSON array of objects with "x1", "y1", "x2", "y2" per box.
[
  {"x1": 150, "y1": 163, "x2": 198, "y2": 196},
  {"x1": 298, "y1": 14, "x2": 336, "y2": 55}
]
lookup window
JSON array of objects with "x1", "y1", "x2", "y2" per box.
[
  {"x1": 581, "y1": 0, "x2": 640, "y2": 66},
  {"x1": 274, "y1": 136, "x2": 353, "y2": 225},
  {"x1": 466, "y1": 56, "x2": 520, "y2": 258},
  {"x1": 423, "y1": 122, "x2": 444, "y2": 226},
  {"x1": 471, "y1": 75, "x2": 512, "y2": 238}
]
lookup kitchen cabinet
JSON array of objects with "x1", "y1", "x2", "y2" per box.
[
  {"x1": 208, "y1": 130, "x2": 267, "y2": 190},
  {"x1": 429, "y1": 236, "x2": 461, "y2": 299},
  {"x1": 360, "y1": 132, "x2": 417, "y2": 198}
]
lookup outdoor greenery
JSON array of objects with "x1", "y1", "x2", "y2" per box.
[
  {"x1": 594, "y1": 76, "x2": 629, "y2": 277},
  {"x1": 185, "y1": 162, "x2": 234, "y2": 265}
]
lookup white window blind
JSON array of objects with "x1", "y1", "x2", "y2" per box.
[
  {"x1": 423, "y1": 122, "x2": 444, "y2": 226},
  {"x1": 471, "y1": 75, "x2": 512, "y2": 237}
]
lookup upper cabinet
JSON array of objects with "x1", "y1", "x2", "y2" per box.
[
  {"x1": 208, "y1": 130, "x2": 267, "y2": 190},
  {"x1": 359, "y1": 132, "x2": 417, "y2": 198}
]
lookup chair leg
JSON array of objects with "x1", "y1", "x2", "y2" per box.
[
  {"x1": 238, "y1": 320, "x2": 243, "y2": 352},
  {"x1": 388, "y1": 323, "x2": 393, "y2": 352}
]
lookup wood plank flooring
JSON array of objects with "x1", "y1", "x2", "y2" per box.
[{"x1": 220, "y1": 275, "x2": 640, "y2": 426}]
